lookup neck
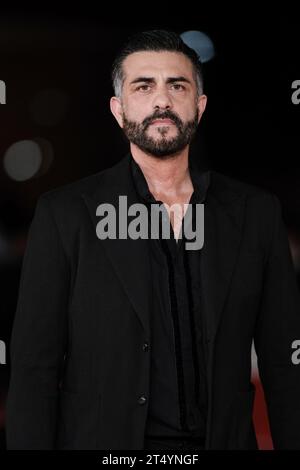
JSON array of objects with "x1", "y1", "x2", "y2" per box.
[{"x1": 130, "y1": 144, "x2": 191, "y2": 196}]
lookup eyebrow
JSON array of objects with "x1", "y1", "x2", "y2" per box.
[{"x1": 129, "y1": 76, "x2": 192, "y2": 85}]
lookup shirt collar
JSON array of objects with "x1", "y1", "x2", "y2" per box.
[{"x1": 130, "y1": 154, "x2": 210, "y2": 204}]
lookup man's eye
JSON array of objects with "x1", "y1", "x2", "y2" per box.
[
  {"x1": 137, "y1": 85, "x2": 151, "y2": 92},
  {"x1": 171, "y1": 84, "x2": 185, "y2": 91}
]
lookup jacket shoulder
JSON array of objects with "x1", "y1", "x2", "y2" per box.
[
  {"x1": 38, "y1": 170, "x2": 105, "y2": 207},
  {"x1": 210, "y1": 170, "x2": 280, "y2": 207},
  {"x1": 37, "y1": 155, "x2": 129, "y2": 210}
]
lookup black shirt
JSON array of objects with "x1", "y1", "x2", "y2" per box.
[{"x1": 130, "y1": 155, "x2": 210, "y2": 442}]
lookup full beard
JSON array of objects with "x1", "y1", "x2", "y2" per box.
[{"x1": 122, "y1": 109, "x2": 199, "y2": 159}]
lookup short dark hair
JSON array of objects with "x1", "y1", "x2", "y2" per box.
[{"x1": 111, "y1": 29, "x2": 204, "y2": 97}]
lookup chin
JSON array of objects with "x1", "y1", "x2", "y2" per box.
[{"x1": 149, "y1": 130, "x2": 178, "y2": 141}]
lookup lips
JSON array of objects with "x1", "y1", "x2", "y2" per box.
[{"x1": 151, "y1": 119, "x2": 174, "y2": 125}]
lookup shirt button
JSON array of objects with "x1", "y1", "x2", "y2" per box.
[
  {"x1": 143, "y1": 342, "x2": 149, "y2": 352},
  {"x1": 138, "y1": 395, "x2": 147, "y2": 405}
]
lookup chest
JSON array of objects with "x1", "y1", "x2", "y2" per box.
[{"x1": 155, "y1": 194, "x2": 194, "y2": 240}]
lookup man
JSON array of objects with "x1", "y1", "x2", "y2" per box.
[{"x1": 6, "y1": 30, "x2": 300, "y2": 450}]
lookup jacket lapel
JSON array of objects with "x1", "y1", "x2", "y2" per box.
[
  {"x1": 201, "y1": 173, "x2": 246, "y2": 343},
  {"x1": 81, "y1": 154, "x2": 152, "y2": 338},
  {"x1": 81, "y1": 155, "x2": 246, "y2": 348}
]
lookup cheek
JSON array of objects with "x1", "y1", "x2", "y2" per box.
[
  {"x1": 124, "y1": 107, "x2": 150, "y2": 124},
  {"x1": 173, "y1": 96, "x2": 198, "y2": 115},
  {"x1": 124, "y1": 96, "x2": 151, "y2": 118}
]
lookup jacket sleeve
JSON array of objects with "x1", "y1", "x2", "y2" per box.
[
  {"x1": 5, "y1": 195, "x2": 70, "y2": 449},
  {"x1": 254, "y1": 194, "x2": 300, "y2": 449}
]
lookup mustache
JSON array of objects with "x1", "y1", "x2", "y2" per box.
[{"x1": 142, "y1": 110, "x2": 183, "y2": 131}]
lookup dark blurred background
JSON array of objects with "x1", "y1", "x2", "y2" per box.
[{"x1": 0, "y1": 10, "x2": 299, "y2": 449}]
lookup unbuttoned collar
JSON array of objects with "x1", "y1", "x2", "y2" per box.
[{"x1": 130, "y1": 153, "x2": 211, "y2": 205}]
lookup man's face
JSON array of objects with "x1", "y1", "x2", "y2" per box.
[{"x1": 110, "y1": 51, "x2": 207, "y2": 159}]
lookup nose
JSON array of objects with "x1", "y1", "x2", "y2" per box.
[{"x1": 152, "y1": 88, "x2": 172, "y2": 110}]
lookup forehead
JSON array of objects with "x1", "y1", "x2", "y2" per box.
[{"x1": 122, "y1": 51, "x2": 195, "y2": 81}]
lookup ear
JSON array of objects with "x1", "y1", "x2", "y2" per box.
[
  {"x1": 110, "y1": 96, "x2": 124, "y2": 128},
  {"x1": 196, "y1": 94, "x2": 207, "y2": 123}
]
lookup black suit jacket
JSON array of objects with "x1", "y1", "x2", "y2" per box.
[{"x1": 6, "y1": 154, "x2": 300, "y2": 449}]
